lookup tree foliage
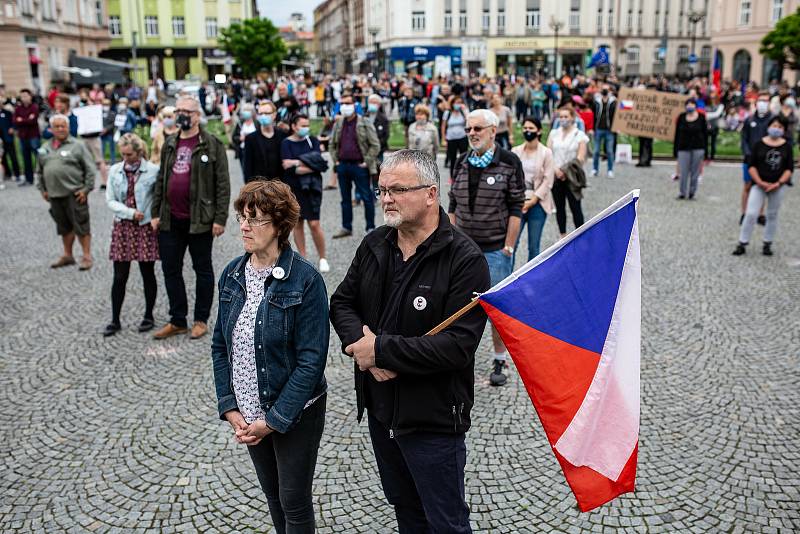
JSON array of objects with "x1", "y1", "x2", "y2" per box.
[
  {"x1": 219, "y1": 18, "x2": 287, "y2": 76},
  {"x1": 761, "y1": 8, "x2": 800, "y2": 70},
  {"x1": 286, "y1": 44, "x2": 309, "y2": 63}
]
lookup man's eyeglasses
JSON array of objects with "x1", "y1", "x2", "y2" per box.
[
  {"x1": 374, "y1": 185, "x2": 433, "y2": 199},
  {"x1": 465, "y1": 125, "x2": 491, "y2": 133},
  {"x1": 175, "y1": 108, "x2": 197, "y2": 115},
  {"x1": 235, "y1": 214, "x2": 272, "y2": 227}
]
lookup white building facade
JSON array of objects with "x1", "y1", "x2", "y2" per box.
[{"x1": 317, "y1": 0, "x2": 715, "y2": 78}]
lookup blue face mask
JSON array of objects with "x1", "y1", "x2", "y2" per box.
[
  {"x1": 241, "y1": 111, "x2": 252, "y2": 120},
  {"x1": 257, "y1": 114, "x2": 273, "y2": 126},
  {"x1": 767, "y1": 127, "x2": 784, "y2": 139},
  {"x1": 297, "y1": 126, "x2": 310, "y2": 138},
  {"x1": 686, "y1": 106, "x2": 696, "y2": 113},
  {"x1": 368, "y1": 103, "x2": 379, "y2": 113}
]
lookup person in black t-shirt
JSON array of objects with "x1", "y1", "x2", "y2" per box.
[
  {"x1": 243, "y1": 100, "x2": 285, "y2": 182},
  {"x1": 733, "y1": 115, "x2": 794, "y2": 257}
]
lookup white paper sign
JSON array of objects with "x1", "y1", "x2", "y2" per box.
[{"x1": 74, "y1": 105, "x2": 103, "y2": 135}]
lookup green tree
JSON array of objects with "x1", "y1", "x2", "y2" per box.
[
  {"x1": 286, "y1": 44, "x2": 309, "y2": 64},
  {"x1": 218, "y1": 18, "x2": 287, "y2": 76},
  {"x1": 760, "y1": 8, "x2": 800, "y2": 70}
]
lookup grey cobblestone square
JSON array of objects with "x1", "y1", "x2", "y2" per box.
[{"x1": 0, "y1": 155, "x2": 798, "y2": 532}]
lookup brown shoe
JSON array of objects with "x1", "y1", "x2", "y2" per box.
[
  {"x1": 153, "y1": 323, "x2": 189, "y2": 339},
  {"x1": 190, "y1": 321, "x2": 208, "y2": 339},
  {"x1": 78, "y1": 257, "x2": 94, "y2": 271},
  {"x1": 50, "y1": 256, "x2": 76, "y2": 269}
]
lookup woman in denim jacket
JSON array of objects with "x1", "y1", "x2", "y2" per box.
[
  {"x1": 212, "y1": 180, "x2": 329, "y2": 534},
  {"x1": 103, "y1": 133, "x2": 160, "y2": 336}
]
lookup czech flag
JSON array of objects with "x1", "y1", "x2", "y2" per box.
[
  {"x1": 712, "y1": 49, "x2": 722, "y2": 95},
  {"x1": 479, "y1": 191, "x2": 640, "y2": 512}
]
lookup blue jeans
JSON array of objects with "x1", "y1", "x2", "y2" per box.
[
  {"x1": 484, "y1": 248, "x2": 513, "y2": 287},
  {"x1": 101, "y1": 134, "x2": 116, "y2": 165},
  {"x1": 20, "y1": 137, "x2": 40, "y2": 184},
  {"x1": 513, "y1": 203, "x2": 547, "y2": 264},
  {"x1": 593, "y1": 129, "x2": 615, "y2": 173},
  {"x1": 337, "y1": 162, "x2": 374, "y2": 232}
]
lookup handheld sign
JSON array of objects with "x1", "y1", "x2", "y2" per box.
[
  {"x1": 74, "y1": 105, "x2": 103, "y2": 136},
  {"x1": 611, "y1": 88, "x2": 689, "y2": 142}
]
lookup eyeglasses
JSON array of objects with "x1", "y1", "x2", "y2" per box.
[
  {"x1": 374, "y1": 185, "x2": 433, "y2": 199},
  {"x1": 465, "y1": 125, "x2": 491, "y2": 133},
  {"x1": 235, "y1": 214, "x2": 272, "y2": 227},
  {"x1": 175, "y1": 108, "x2": 197, "y2": 115}
]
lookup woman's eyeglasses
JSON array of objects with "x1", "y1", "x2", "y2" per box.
[{"x1": 235, "y1": 214, "x2": 272, "y2": 227}]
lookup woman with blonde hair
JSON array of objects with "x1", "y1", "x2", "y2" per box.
[
  {"x1": 104, "y1": 132, "x2": 161, "y2": 336},
  {"x1": 150, "y1": 105, "x2": 177, "y2": 164},
  {"x1": 406, "y1": 104, "x2": 439, "y2": 160}
]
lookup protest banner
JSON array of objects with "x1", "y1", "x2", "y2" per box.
[
  {"x1": 611, "y1": 88, "x2": 689, "y2": 142},
  {"x1": 74, "y1": 105, "x2": 103, "y2": 136}
]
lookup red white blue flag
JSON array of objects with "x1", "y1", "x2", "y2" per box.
[{"x1": 479, "y1": 190, "x2": 641, "y2": 512}]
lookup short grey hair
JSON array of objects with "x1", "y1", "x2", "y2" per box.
[
  {"x1": 380, "y1": 149, "x2": 440, "y2": 192},
  {"x1": 176, "y1": 95, "x2": 200, "y2": 110},
  {"x1": 49, "y1": 113, "x2": 69, "y2": 127},
  {"x1": 467, "y1": 109, "x2": 499, "y2": 127}
]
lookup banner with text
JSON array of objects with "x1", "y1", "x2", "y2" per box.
[{"x1": 611, "y1": 88, "x2": 689, "y2": 142}]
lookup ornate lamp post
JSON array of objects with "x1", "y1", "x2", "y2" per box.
[{"x1": 549, "y1": 17, "x2": 564, "y2": 77}]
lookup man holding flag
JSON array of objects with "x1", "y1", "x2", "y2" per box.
[{"x1": 331, "y1": 149, "x2": 489, "y2": 533}]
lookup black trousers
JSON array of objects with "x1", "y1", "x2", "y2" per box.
[
  {"x1": 368, "y1": 415, "x2": 471, "y2": 534},
  {"x1": 111, "y1": 261, "x2": 157, "y2": 324},
  {"x1": 445, "y1": 136, "x2": 468, "y2": 170},
  {"x1": 1, "y1": 137, "x2": 20, "y2": 178},
  {"x1": 157, "y1": 217, "x2": 214, "y2": 328},
  {"x1": 552, "y1": 179, "x2": 584, "y2": 234},
  {"x1": 707, "y1": 128, "x2": 719, "y2": 160},
  {"x1": 247, "y1": 395, "x2": 326, "y2": 534},
  {"x1": 638, "y1": 137, "x2": 653, "y2": 166}
]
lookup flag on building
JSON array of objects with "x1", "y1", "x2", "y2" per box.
[
  {"x1": 478, "y1": 190, "x2": 641, "y2": 512},
  {"x1": 712, "y1": 50, "x2": 722, "y2": 95},
  {"x1": 587, "y1": 46, "x2": 610, "y2": 69}
]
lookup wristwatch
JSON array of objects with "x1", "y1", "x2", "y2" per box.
[{"x1": 504, "y1": 245, "x2": 514, "y2": 255}]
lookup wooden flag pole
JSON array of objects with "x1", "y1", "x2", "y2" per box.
[{"x1": 425, "y1": 297, "x2": 482, "y2": 336}]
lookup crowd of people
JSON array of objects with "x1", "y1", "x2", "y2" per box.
[{"x1": 2, "y1": 66, "x2": 797, "y2": 533}]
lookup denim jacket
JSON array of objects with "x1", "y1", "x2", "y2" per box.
[
  {"x1": 105, "y1": 159, "x2": 160, "y2": 225},
  {"x1": 211, "y1": 247, "x2": 329, "y2": 433}
]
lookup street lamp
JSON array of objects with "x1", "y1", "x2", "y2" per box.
[
  {"x1": 688, "y1": 10, "x2": 706, "y2": 77},
  {"x1": 368, "y1": 26, "x2": 380, "y2": 75},
  {"x1": 549, "y1": 17, "x2": 564, "y2": 77}
]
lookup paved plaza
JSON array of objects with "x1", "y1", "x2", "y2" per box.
[{"x1": 0, "y1": 155, "x2": 798, "y2": 533}]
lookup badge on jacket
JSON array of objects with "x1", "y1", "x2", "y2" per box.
[
  {"x1": 413, "y1": 296, "x2": 427, "y2": 311},
  {"x1": 201, "y1": 154, "x2": 209, "y2": 163},
  {"x1": 486, "y1": 176, "x2": 496, "y2": 185},
  {"x1": 272, "y1": 266, "x2": 285, "y2": 280}
]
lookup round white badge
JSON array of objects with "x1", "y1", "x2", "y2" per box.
[
  {"x1": 413, "y1": 296, "x2": 427, "y2": 311},
  {"x1": 487, "y1": 176, "x2": 496, "y2": 186},
  {"x1": 201, "y1": 154, "x2": 209, "y2": 163},
  {"x1": 272, "y1": 266, "x2": 285, "y2": 280},
  {"x1": 60, "y1": 150, "x2": 69, "y2": 157}
]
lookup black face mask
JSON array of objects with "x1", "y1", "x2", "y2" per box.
[
  {"x1": 523, "y1": 131, "x2": 539, "y2": 142},
  {"x1": 601, "y1": 89, "x2": 609, "y2": 97},
  {"x1": 176, "y1": 114, "x2": 192, "y2": 131}
]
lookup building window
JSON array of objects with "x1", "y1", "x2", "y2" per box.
[
  {"x1": 20, "y1": 0, "x2": 34, "y2": 15},
  {"x1": 42, "y1": 0, "x2": 56, "y2": 20},
  {"x1": 144, "y1": 15, "x2": 159, "y2": 36},
  {"x1": 678, "y1": 45, "x2": 689, "y2": 61},
  {"x1": 569, "y1": 12, "x2": 580, "y2": 32},
  {"x1": 481, "y1": 10, "x2": 490, "y2": 32},
  {"x1": 172, "y1": 16, "x2": 185, "y2": 36},
  {"x1": 597, "y1": 11, "x2": 603, "y2": 33},
  {"x1": 95, "y1": 0, "x2": 103, "y2": 25},
  {"x1": 411, "y1": 11, "x2": 425, "y2": 31},
  {"x1": 607, "y1": 10, "x2": 614, "y2": 33},
  {"x1": 739, "y1": 0, "x2": 751, "y2": 25},
  {"x1": 230, "y1": 18, "x2": 241, "y2": 26},
  {"x1": 772, "y1": 0, "x2": 784, "y2": 22},
  {"x1": 627, "y1": 45, "x2": 640, "y2": 64},
  {"x1": 444, "y1": 11, "x2": 453, "y2": 32},
  {"x1": 109, "y1": 15, "x2": 122, "y2": 36},
  {"x1": 497, "y1": 10, "x2": 505, "y2": 34},
  {"x1": 206, "y1": 17, "x2": 218, "y2": 38},
  {"x1": 459, "y1": 10, "x2": 467, "y2": 31},
  {"x1": 527, "y1": 9, "x2": 541, "y2": 32},
  {"x1": 626, "y1": 10, "x2": 633, "y2": 33}
]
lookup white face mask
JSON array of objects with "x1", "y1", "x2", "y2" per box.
[
  {"x1": 756, "y1": 101, "x2": 769, "y2": 115},
  {"x1": 341, "y1": 104, "x2": 355, "y2": 117}
]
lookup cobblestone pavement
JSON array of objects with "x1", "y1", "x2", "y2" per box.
[{"x1": 1, "y1": 154, "x2": 798, "y2": 534}]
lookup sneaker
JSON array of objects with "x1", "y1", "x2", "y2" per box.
[
  {"x1": 590, "y1": 169, "x2": 598, "y2": 177},
  {"x1": 318, "y1": 258, "x2": 330, "y2": 273},
  {"x1": 332, "y1": 229, "x2": 352, "y2": 239},
  {"x1": 489, "y1": 359, "x2": 508, "y2": 387},
  {"x1": 732, "y1": 243, "x2": 746, "y2": 256},
  {"x1": 607, "y1": 171, "x2": 614, "y2": 178},
  {"x1": 762, "y1": 242, "x2": 773, "y2": 256},
  {"x1": 757, "y1": 215, "x2": 766, "y2": 226}
]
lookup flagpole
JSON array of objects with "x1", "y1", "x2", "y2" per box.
[{"x1": 425, "y1": 297, "x2": 481, "y2": 336}]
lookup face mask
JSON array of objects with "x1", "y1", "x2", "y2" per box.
[
  {"x1": 118, "y1": 105, "x2": 127, "y2": 112},
  {"x1": 297, "y1": 126, "x2": 310, "y2": 137},
  {"x1": 368, "y1": 103, "x2": 379, "y2": 113},
  {"x1": 341, "y1": 104, "x2": 355, "y2": 117},
  {"x1": 686, "y1": 106, "x2": 696, "y2": 113},
  {"x1": 176, "y1": 114, "x2": 192, "y2": 131},
  {"x1": 416, "y1": 118, "x2": 427, "y2": 125},
  {"x1": 258, "y1": 114, "x2": 273, "y2": 126},
  {"x1": 785, "y1": 98, "x2": 796, "y2": 108},
  {"x1": 560, "y1": 118, "x2": 573, "y2": 127},
  {"x1": 163, "y1": 118, "x2": 175, "y2": 128},
  {"x1": 102, "y1": 106, "x2": 110, "y2": 112},
  {"x1": 523, "y1": 131, "x2": 539, "y2": 142},
  {"x1": 756, "y1": 101, "x2": 769, "y2": 114},
  {"x1": 768, "y1": 127, "x2": 784, "y2": 139},
  {"x1": 241, "y1": 111, "x2": 252, "y2": 120},
  {"x1": 453, "y1": 104, "x2": 461, "y2": 111},
  {"x1": 601, "y1": 89, "x2": 609, "y2": 97}
]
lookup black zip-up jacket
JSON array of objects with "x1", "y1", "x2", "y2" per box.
[{"x1": 330, "y1": 208, "x2": 490, "y2": 436}]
